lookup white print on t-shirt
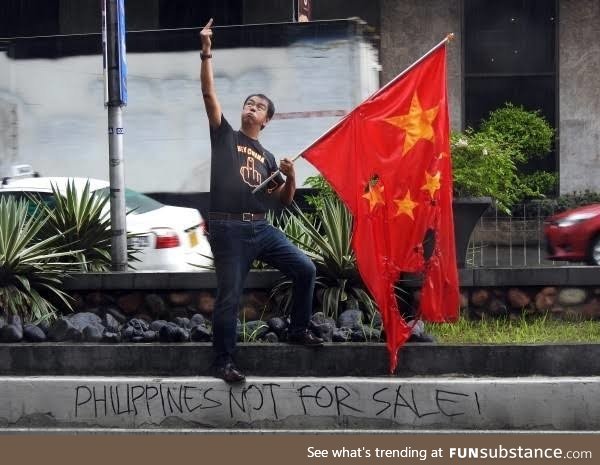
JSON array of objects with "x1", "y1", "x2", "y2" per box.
[
  {"x1": 240, "y1": 157, "x2": 262, "y2": 187},
  {"x1": 237, "y1": 144, "x2": 266, "y2": 164}
]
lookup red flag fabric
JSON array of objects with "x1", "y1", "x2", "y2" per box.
[{"x1": 303, "y1": 44, "x2": 459, "y2": 373}]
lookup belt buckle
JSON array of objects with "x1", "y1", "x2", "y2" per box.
[{"x1": 242, "y1": 212, "x2": 252, "y2": 222}]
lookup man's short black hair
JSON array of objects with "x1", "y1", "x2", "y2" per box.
[{"x1": 244, "y1": 94, "x2": 275, "y2": 120}]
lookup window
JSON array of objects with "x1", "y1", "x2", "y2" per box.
[
  {"x1": 158, "y1": 0, "x2": 242, "y2": 29},
  {"x1": 0, "y1": 191, "x2": 56, "y2": 216},
  {"x1": 464, "y1": 0, "x2": 557, "y2": 173},
  {"x1": 95, "y1": 188, "x2": 163, "y2": 214},
  {"x1": 0, "y1": 0, "x2": 60, "y2": 37}
]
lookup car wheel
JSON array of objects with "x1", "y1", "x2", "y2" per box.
[{"x1": 587, "y1": 235, "x2": 600, "y2": 266}]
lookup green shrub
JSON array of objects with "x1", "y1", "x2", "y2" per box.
[
  {"x1": 520, "y1": 171, "x2": 558, "y2": 199},
  {"x1": 480, "y1": 103, "x2": 554, "y2": 162},
  {"x1": 303, "y1": 174, "x2": 337, "y2": 211},
  {"x1": 480, "y1": 103, "x2": 556, "y2": 199},
  {"x1": 452, "y1": 103, "x2": 557, "y2": 205},
  {"x1": 451, "y1": 130, "x2": 520, "y2": 213}
]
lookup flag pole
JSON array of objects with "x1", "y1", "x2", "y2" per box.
[{"x1": 252, "y1": 33, "x2": 454, "y2": 194}]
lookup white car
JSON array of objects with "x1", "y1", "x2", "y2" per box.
[{"x1": 0, "y1": 176, "x2": 213, "y2": 271}]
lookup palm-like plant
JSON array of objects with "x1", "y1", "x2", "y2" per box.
[
  {"x1": 270, "y1": 196, "x2": 377, "y2": 320},
  {"x1": 0, "y1": 197, "x2": 73, "y2": 322},
  {"x1": 35, "y1": 180, "x2": 138, "y2": 271}
]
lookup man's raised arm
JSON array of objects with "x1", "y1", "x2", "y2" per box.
[{"x1": 200, "y1": 18, "x2": 221, "y2": 128}]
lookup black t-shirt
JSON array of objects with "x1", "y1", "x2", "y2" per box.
[{"x1": 209, "y1": 115, "x2": 284, "y2": 213}]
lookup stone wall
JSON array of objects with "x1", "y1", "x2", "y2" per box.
[
  {"x1": 3, "y1": 268, "x2": 596, "y2": 344},
  {"x1": 70, "y1": 285, "x2": 600, "y2": 326},
  {"x1": 464, "y1": 286, "x2": 600, "y2": 320},
  {"x1": 2, "y1": 284, "x2": 598, "y2": 344}
]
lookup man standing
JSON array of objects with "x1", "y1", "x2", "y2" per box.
[{"x1": 200, "y1": 19, "x2": 323, "y2": 384}]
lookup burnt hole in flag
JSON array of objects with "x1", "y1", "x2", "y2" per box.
[
  {"x1": 422, "y1": 228, "x2": 436, "y2": 261},
  {"x1": 364, "y1": 173, "x2": 380, "y2": 192}
]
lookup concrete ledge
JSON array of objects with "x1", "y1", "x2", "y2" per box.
[
  {"x1": 0, "y1": 376, "x2": 598, "y2": 430},
  {"x1": 469, "y1": 266, "x2": 600, "y2": 287},
  {"x1": 62, "y1": 270, "x2": 282, "y2": 290},
  {"x1": 61, "y1": 267, "x2": 600, "y2": 291},
  {"x1": 2, "y1": 343, "x2": 600, "y2": 377}
]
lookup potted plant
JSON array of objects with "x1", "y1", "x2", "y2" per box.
[
  {"x1": 450, "y1": 130, "x2": 516, "y2": 267},
  {"x1": 451, "y1": 103, "x2": 555, "y2": 266}
]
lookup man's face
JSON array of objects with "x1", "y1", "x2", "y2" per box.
[{"x1": 242, "y1": 96, "x2": 270, "y2": 129}]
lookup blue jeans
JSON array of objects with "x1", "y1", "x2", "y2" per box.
[{"x1": 208, "y1": 219, "x2": 316, "y2": 366}]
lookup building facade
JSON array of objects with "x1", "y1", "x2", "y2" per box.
[{"x1": 0, "y1": 0, "x2": 598, "y2": 194}]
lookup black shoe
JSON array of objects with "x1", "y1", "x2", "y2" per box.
[
  {"x1": 288, "y1": 330, "x2": 324, "y2": 346},
  {"x1": 213, "y1": 362, "x2": 246, "y2": 383}
]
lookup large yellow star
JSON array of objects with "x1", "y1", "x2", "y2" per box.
[
  {"x1": 362, "y1": 183, "x2": 385, "y2": 212},
  {"x1": 394, "y1": 191, "x2": 418, "y2": 219},
  {"x1": 384, "y1": 93, "x2": 439, "y2": 156},
  {"x1": 421, "y1": 171, "x2": 441, "y2": 199}
]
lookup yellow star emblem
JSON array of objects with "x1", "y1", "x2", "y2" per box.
[
  {"x1": 394, "y1": 191, "x2": 418, "y2": 219},
  {"x1": 422, "y1": 171, "x2": 441, "y2": 199},
  {"x1": 384, "y1": 92, "x2": 439, "y2": 156},
  {"x1": 362, "y1": 183, "x2": 385, "y2": 212}
]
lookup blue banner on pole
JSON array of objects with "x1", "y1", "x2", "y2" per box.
[
  {"x1": 117, "y1": 0, "x2": 127, "y2": 105},
  {"x1": 102, "y1": 0, "x2": 127, "y2": 107}
]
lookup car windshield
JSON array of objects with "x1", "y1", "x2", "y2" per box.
[
  {"x1": 0, "y1": 191, "x2": 56, "y2": 215},
  {"x1": 94, "y1": 188, "x2": 164, "y2": 214}
]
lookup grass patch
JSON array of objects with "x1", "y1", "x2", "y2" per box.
[{"x1": 425, "y1": 314, "x2": 600, "y2": 344}]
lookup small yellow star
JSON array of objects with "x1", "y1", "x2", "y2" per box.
[
  {"x1": 362, "y1": 183, "x2": 385, "y2": 212},
  {"x1": 384, "y1": 92, "x2": 439, "y2": 156},
  {"x1": 421, "y1": 171, "x2": 441, "y2": 199},
  {"x1": 394, "y1": 191, "x2": 418, "y2": 219}
]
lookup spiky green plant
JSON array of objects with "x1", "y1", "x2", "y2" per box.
[
  {"x1": 269, "y1": 196, "x2": 377, "y2": 320},
  {"x1": 0, "y1": 197, "x2": 73, "y2": 322},
  {"x1": 34, "y1": 180, "x2": 139, "y2": 271}
]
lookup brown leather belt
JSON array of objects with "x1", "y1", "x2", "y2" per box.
[{"x1": 209, "y1": 211, "x2": 267, "y2": 222}]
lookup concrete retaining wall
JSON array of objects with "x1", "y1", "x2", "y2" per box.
[
  {"x1": 62, "y1": 267, "x2": 600, "y2": 290},
  {"x1": 2, "y1": 344, "x2": 600, "y2": 377},
  {"x1": 1, "y1": 376, "x2": 598, "y2": 430}
]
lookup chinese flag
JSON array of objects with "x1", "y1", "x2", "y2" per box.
[{"x1": 303, "y1": 44, "x2": 459, "y2": 373}]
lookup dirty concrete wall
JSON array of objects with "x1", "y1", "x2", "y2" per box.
[
  {"x1": 1, "y1": 377, "x2": 599, "y2": 430},
  {"x1": 380, "y1": 0, "x2": 462, "y2": 131},
  {"x1": 559, "y1": 0, "x2": 600, "y2": 194}
]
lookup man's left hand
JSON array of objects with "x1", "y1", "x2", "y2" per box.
[{"x1": 279, "y1": 158, "x2": 295, "y2": 180}]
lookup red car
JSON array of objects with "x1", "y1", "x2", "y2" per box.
[{"x1": 544, "y1": 203, "x2": 600, "y2": 265}]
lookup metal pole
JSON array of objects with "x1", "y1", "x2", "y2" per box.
[
  {"x1": 108, "y1": 107, "x2": 127, "y2": 271},
  {"x1": 103, "y1": 0, "x2": 128, "y2": 271}
]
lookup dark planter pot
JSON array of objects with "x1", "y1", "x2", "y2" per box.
[{"x1": 453, "y1": 197, "x2": 493, "y2": 268}]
